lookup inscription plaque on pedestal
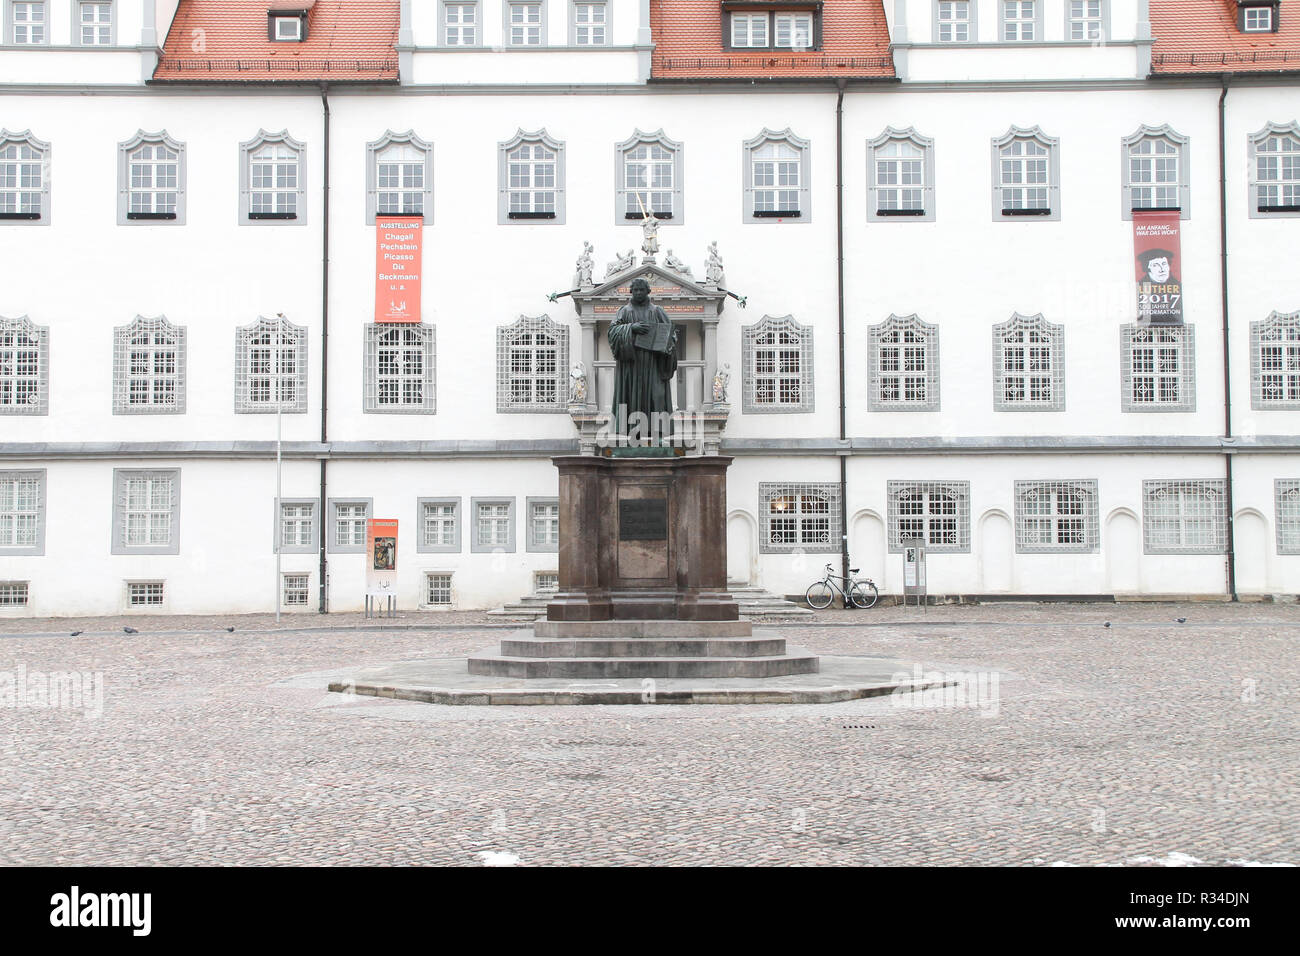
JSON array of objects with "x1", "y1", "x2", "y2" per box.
[{"x1": 619, "y1": 498, "x2": 668, "y2": 540}]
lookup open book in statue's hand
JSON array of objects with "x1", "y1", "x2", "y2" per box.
[{"x1": 634, "y1": 320, "x2": 675, "y2": 354}]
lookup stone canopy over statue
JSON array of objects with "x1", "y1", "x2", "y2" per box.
[{"x1": 609, "y1": 277, "x2": 678, "y2": 439}]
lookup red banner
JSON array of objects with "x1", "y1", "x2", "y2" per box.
[
  {"x1": 375, "y1": 216, "x2": 422, "y2": 323},
  {"x1": 1133, "y1": 210, "x2": 1183, "y2": 326}
]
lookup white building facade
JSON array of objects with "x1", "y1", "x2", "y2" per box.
[{"x1": 1, "y1": 0, "x2": 1297, "y2": 616}]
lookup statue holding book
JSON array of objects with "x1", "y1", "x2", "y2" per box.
[{"x1": 609, "y1": 277, "x2": 678, "y2": 438}]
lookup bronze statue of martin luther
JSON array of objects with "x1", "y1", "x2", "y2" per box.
[{"x1": 609, "y1": 277, "x2": 677, "y2": 439}]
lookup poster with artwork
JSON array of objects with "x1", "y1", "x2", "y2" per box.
[
  {"x1": 366, "y1": 518, "x2": 399, "y2": 593},
  {"x1": 1133, "y1": 210, "x2": 1183, "y2": 326}
]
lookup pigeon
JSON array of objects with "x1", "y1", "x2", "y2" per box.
[
  {"x1": 1175, "y1": 617, "x2": 1186, "y2": 624},
  {"x1": 224, "y1": 626, "x2": 235, "y2": 632},
  {"x1": 1102, "y1": 622, "x2": 1111, "y2": 629},
  {"x1": 123, "y1": 626, "x2": 138, "y2": 634},
  {"x1": 70, "y1": 630, "x2": 82, "y2": 636}
]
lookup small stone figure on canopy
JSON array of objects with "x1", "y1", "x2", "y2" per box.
[
  {"x1": 640, "y1": 211, "x2": 660, "y2": 259},
  {"x1": 573, "y1": 241, "x2": 594, "y2": 288},
  {"x1": 609, "y1": 277, "x2": 678, "y2": 441},
  {"x1": 664, "y1": 248, "x2": 692, "y2": 277},
  {"x1": 569, "y1": 361, "x2": 588, "y2": 405},
  {"x1": 705, "y1": 240, "x2": 725, "y2": 286},
  {"x1": 712, "y1": 363, "x2": 731, "y2": 405},
  {"x1": 605, "y1": 249, "x2": 635, "y2": 278}
]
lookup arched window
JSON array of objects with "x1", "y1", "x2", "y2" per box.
[
  {"x1": 1249, "y1": 122, "x2": 1300, "y2": 218},
  {"x1": 0, "y1": 129, "x2": 49, "y2": 224},
  {"x1": 366, "y1": 130, "x2": 433, "y2": 223},
  {"x1": 234, "y1": 316, "x2": 307, "y2": 413},
  {"x1": 0, "y1": 315, "x2": 48, "y2": 415},
  {"x1": 868, "y1": 314, "x2": 939, "y2": 411},
  {"x1": 240, "y1": 130, "x2": 306, "y2": 224},
  {"x1": 743, "y1": 129, "x2": 810, "y2": 223},
  {"x1": 992, "y1": 313, "x2": 1065, "y2": 411},
  {"x1": 742, "y1": 316, "x2": 813, "y2": 413},
  {"x1": 496, "y1": 315, "x2": 568, "y2": 412},
  {"x1": 364, "y1": 323, "x2": 435, "y2": 413},
  {"x1": 1250, "y1": 311, "x2": 1300, "y2": 408},
  {"x1": 113, "y1": 315, "x2": 185, "y2": 414},
  {"x1": 992, "y1": 126, "x2": 1060, "y2": 220},
  {"x1": 499, "y1": 129, "x2": 565, "y2": 223},
  {"x1": 1122, "y1": 125, "x2": 1189, "y2": 219},
  {"x1": 616, "y1": 130, "x2": 682, "y2": 223}
]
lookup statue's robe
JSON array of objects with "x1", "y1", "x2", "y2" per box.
[{"x1": 609, "y1": 302, "x2": 677, "y2": 439}]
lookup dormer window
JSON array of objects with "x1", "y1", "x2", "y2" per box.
[
  {"x1": 723, "y1": 4, "x2": 821, "y2": 51},
  {"x1": 268, "y1": 10, "x2": 308, "y2": 41},
  {"x1": 1239, "y1": 1, "x2": 1278, "y2": 33}
]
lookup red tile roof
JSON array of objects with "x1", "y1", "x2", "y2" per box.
[
  {"x1": 153, "y1": 0, "x2": 399, "y2": 84},
  {"x1": 650, "y1": 1, "x2": 895, "y2": 80},
  {"x1": 1151, "y1": 0, "x2": 1300, "y2": 74}
]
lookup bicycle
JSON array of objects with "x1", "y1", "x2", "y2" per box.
[{"x1": 805, "y1": 563, "x2": 879, "y2": 610}]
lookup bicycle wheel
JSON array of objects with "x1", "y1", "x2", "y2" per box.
[
  {"x1": 805, "y1": 581, "x2": 835, "y2": 609},
  {"x1": 849, "y1": 581, "x2": 879, "y2": 609}
]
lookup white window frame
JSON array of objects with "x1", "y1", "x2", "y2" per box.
[
  {"x1": 743, "y1": 128, "x2": 811, "y2": 224},
  {"x1": 991, "y1": 126, "x2": 1060, "y2": 221},
  {"x1": 1014, "y1": 480, "x2": 1099, "y2": 554},
  {"x1": 118, "y1": 130, "x2": 185, "y2": 225},
  {"x1": 868, "y1": 314, "x2": 940, "y2": 412},
  {"x1": 1142, "y1": 479, "x2": 1228, "y2": 555},
  {"x1": 741, "y1": 314, "x2": 814, "y2": 413},
  {"x1": 933, "y1": 0, "x2": 976, "y2": 43},
  {"x1": 111, "y1": 469, "x2": 180, "y2": 556},
  {"x1": 366, "y1": 130, "x2": 432, "y2": 225},
  {"x1": 424, "y1": 572, "x2": 454, "y2": 607},
  {"x1": 1240, "y1": 2, "x2": 1277, "y2": 33},
  {"x1": 1250, "y1": 311, "x2": 1300, "y2": 409},
  {"x1": 239, "y1": 129, "x2": 307, "y2": 226},
  {"x1": 75, "y1": 0, "x2": 113, "y2": 44},
  {"x1": 1000, "y1": 0, "x2": 1040, "y2": 41},
  {"x1": 0, "y1": 469, "x2": 45, "y2": 556},
  {"x1": 281, "y1": 572, "x2": 311, "y2": 607},
  {"x1": 0, "y1": 129, "x2": 50, "y2": 226},
  {"x1": 729, "y1": 12, "x2": 769, "y2": 48},
  {"x1": 416, "y1": 497, "x2": 461, "y2": 553},
  {"x1": 0, "y1": 314, "x2": 49, "y2": 416},
  {"x1": 1122, "y1": 125, "x2": 1190, "y2": 220},
  {"x1": 1065, "y1": 0, "x2": 1107, "y2": 41},
  {"x1": 0, "y1": 581, "x2": 28, "y2": 606},
  {"x1": 442, "y1": 1, "x2": 480, "y2": 45},
  {"x1": 113, "y1": 314, "x2": 186, "y2": 414},
  {"x1": 1120, "y1": 323, "x2": 1196, "y2": 413},
  {"x1": 867, "y1": 127, "x2": 935, "y2": 222},
  {"x1": 504, "y1": 0, "x2": 544, "y2": 46},
  {"x1": 1249, "y1": 121, "x2": 1300, "y2": 219},
  {"x1": 327, "y1": 498, "x2": 372, "y2": 554},
  {"x1": 887, "y1": 480, "x2": 971, "y2": 554},
  {"x1": 526, "y1": 496, "x2": 560, "y2": 552},
  {"x1": 615, "y1": 129, "x2": 683, "y2": 226},
  {"x1": 992, "y1": 312, "x2": 1065, "y2": 411},
  {"x1": 234, "y1": 315, "x2": 308, "y2": 414},
  {"x1": 499, "y1": 128, "x2": 565, "y2": 224},
  {"x1": 363, "y1": 323, "x2": 436, "y2": 414},
  {"x1": 1276, "y1": 479, "x2": 1300, "y2": 555},
  {"x1": 471, "y1": 497, "x2": 516, "y2": 553},
  {"x1": 276, "y1": 498, "x2": 318, "y2": 555},
  {"x1": 570, "y1": 1, "x2": 607, "y2": 45},
  {"x1": 758, "y1": 482, "x2": 841, "y2": 554},
  {"x1": 496, "y1": 314, "x2": 569, "y2": 413},
  {"x1": 126, "y1": 581, "x2": 165, "y2": 607},
  {"x1": 6, "y1": 1, "x2": 47, "y2": 45},
  {"x1": 272, "y1": 15, "x2": 302, "y2": 41}
]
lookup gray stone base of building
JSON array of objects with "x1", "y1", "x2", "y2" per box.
[{"x1": 326, "y1": 654, "x2": 954, "y2": 706}]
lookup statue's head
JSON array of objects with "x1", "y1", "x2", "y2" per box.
[{"x1": 630, "y1": 278, "x2": 650, "y2": 305}]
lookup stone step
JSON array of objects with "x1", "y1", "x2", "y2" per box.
[
  {"x1": 489, "y1": 589, "x2": 813, "y2": 619},
  {"x1": 533, "y1": 619, "x2": 753, "y2": 638},
  {"x1": 466, "y1": 650, "x2": 820, "y2": 680},
  {"x1": 499, "y1": 636, "x2": 789, "y2": 659}
]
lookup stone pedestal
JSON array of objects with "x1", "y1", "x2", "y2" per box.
[{"x1": 545, "y1": 455, "x2": 739, "y2": 622}]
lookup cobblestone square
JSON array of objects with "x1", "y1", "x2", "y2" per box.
[{"x1": 1, "y1": 603, "x2": 1296, "y2": 867}]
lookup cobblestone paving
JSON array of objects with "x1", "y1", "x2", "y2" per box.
[{"x1": 1, "y1": 603, "x2": 1296, "y2": 866}]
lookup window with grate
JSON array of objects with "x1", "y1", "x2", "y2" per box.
[
  {"x1": 934, "y1": 0, "x2": 974, "y2": 42},
  {"x1": 0, "y1": 129, "x2": 49, "y2": 223},
  {"x1": 471, "y1": 498, "x2": 515, "y2": 552},
  {"x1": 1067, "y1": 0, "x2": 1105, "y2": 40},
  {"x1": 426, "y1": 573, "x2": 453, "y2": 606},
  {"x1": 417, "y1": 498, "x2": 460, "y2": 553},
  {"x1": 993, "y1": 313, "x2": 1064, "y2": 411},
  {"x1": 507, "y1": 2, "x2": 543, "y2": 44},
  {"x1": 616, "y1": 130, "x2": 682, "y2": 223},
  {"x1": 534, "y1": 571, "x2": 559, "y2": 593},
  {"x1": 868, "y1": 314, "x2": 939, "y2": 412},
  {"x1": 119, "y1": 131, "x2": 184, "y2": 223},
  {"x1": 1249, "y1": 123, "x2": 1300, "y2": 217},
  {"x1": 0, "y1": 470, "x2": 43, "y2": 555},
  {"x1": 1014, "y1": 480, "x2": 1099, "y2": 553},
  {"x1": 1143, "y1": 480, "x2": 1227, "y2": 554},
  {"x1": 234, "y1": 316, "x2": 307, "y2": 414},
  {"x1": 113, "y1": 315, "x2": 185, "y2": 414},
  {"x1": 366, "y1": 130, "x2": 432, "y2": 224},
  {"x1": 0, "y1": 315, "x2": 49, "y2": 415},
  {"x1": 9, "y1": 1, "x2": 45, "y2": 43},
  {"x1": 329, "y1": 500, "x2": 370, "y2": 554},
  {"x1": 0, "y1": 581, "x2": 28, "y2": 606},
  {"x1": 888, "y1": 480, "x2": 971, "y2": 553},
  {"x1": 1251, "y1": 311, "x2": 1300, "y2": 409},
  {"x1": 1001, "y1": 0, "x2": 1039, "y2": 40},
  {"x1": 499, "y1": 129, "x2": 565, "y2": 223},
  {"x1": 112, "y1": 470, "x2": 179, "y2": 555},
  {"x1": 496, "y1": 315, "x2": 568, "y2": 412},
  {"x1": 364, "y1": 323, "x2": 435, "y2": 413},
  {"x1": 240, "y1": 130, "x2": 306, "y2": 224},
  {"x1": 1120, "y1": 323, "x2": 1195, "y2": 412},
  {"x1": 1276, "y1": 480, "x2": 1300, "y2": 554},
  {"x1": 742, "y1": 316, "x2": 813, "y2": 413},
  {"x1": 527, "y1": 497, "x2": 560, "y2": 552},
  {"x1": 758, "y1": 482, "x2": 841, "y2": 554},
  {"x1": 992, "y1": 127, "x2": 1060, "y2": 220},
  {"x1": 1122, "y1": 126, "x2": 1189, "y2": 220},
  {"x1": 127, "y1": 581, "x2": 164, "y2": 606},
  {"x1": 276, "y1": 499, "x2": 317, "y2": 554},
  {"x1": 443, "y1": 1, "x2": 478, "y2": 44},
  {"x1": 281, "y1": 573, "x2": 310, "y2": 606},
  {"x1": 868, "y1": 128, "x2": 935, "y2": 221},
  {"x1": 743, "y1": 129, "x2": 810, "y2": 223}
]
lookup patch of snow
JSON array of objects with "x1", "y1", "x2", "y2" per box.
[
  {"x1": 478, "y1": 850, "x2": 521, "y2": 867},
  {"x1": 1127, "y1": 852, "x2": 1202, "y2": 867},
  {"x1": 1225, "y1": 859, "x2": 1295, "y2": 867}
]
